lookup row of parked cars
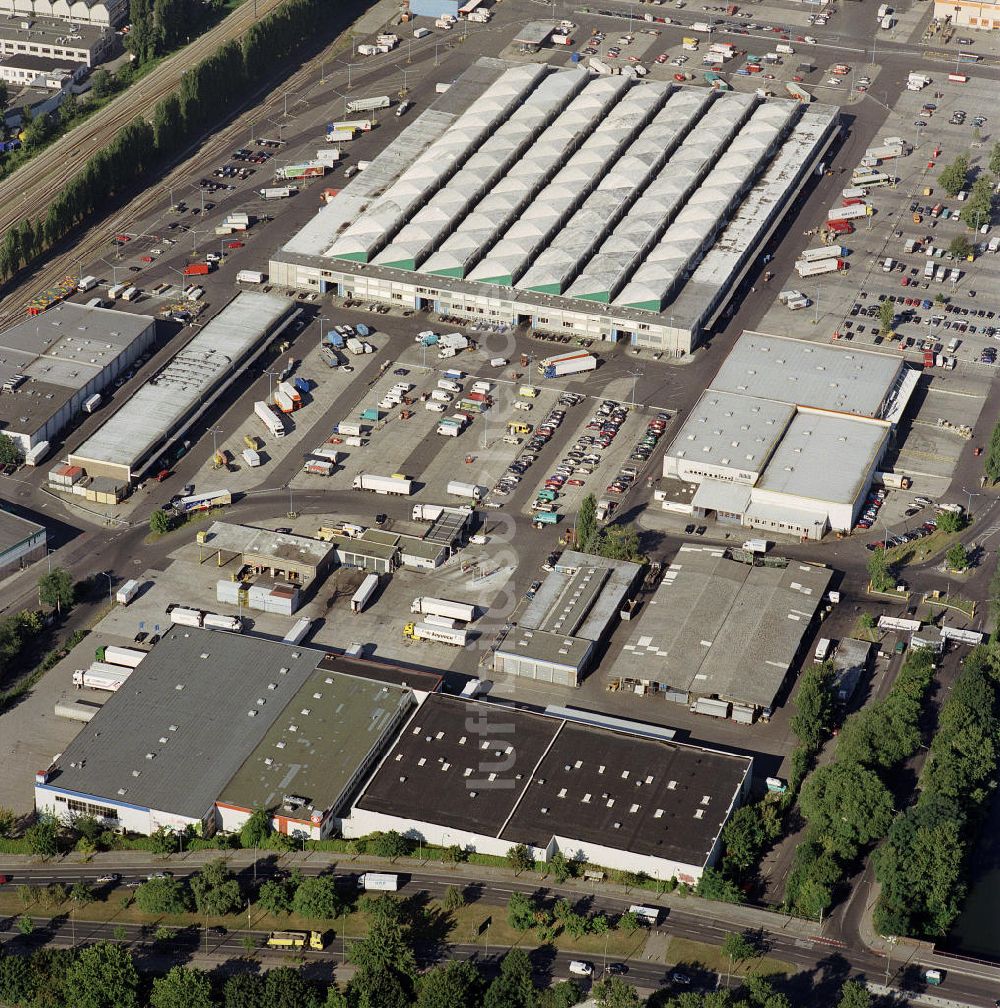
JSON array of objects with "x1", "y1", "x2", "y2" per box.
[{"x1": 855, "y1": 486, "x2": 888, "y2": 530}]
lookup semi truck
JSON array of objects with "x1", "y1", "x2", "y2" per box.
[
  {"x1": 411, "y1": 503, "x2": 472, "y2": 521},
  {"x1": 358, "y1": 873, "x2": 399, "y2": 891},
  {"x1": 795, "y1": 258, "x2": 845, "y2": 277},
  {"x1": 259, "y1": 186, "x2": 297, "y2": 199},
  {"x1": 447, "y1": 480, "x2": 486, "y2": 501},
  {"x1": 236, "y1": 270, "x2": 266, "y2": 284},
  {"x1": 351, "y1": 573, "x2": 379, "y2": 613},
  {"x1": 184, "y1": 263, "x2": 211, "y2": 276},
  {"x1": 536, "y1": 351, "x2": 597, "y2": 378},
  {"x1": 352, "y1": 473, "x2": 415, "y2": 495},
  {"x1": 73, "y1": 662, "x2": 131, "y2": 691},
  {"x1": 98, "y1": 645, "x2": 146, "y2": 669},
  {"x1": 267, "y1": 931, "x2": 325, "y2": 950},
  {"x1": 277, "y1": 163, "x2": 327, "y2": 180},
  {"x1": 170, "y1": 606, "x2": 204, "y2": 628},
  {"x1": 827, "y1": 203, "x2": 870, "y2": 221},
  {"x1": 115, "y1": 579, "x2": 141, "y2": 605},
  {"x1": 799, "y1": 245, "x2": 845, "y2": 262},
  {"x1": 410, "y1": 596, "x2": 476, "y2": 622},
  {"x1": 403, "y1": 622, "x2": 469, "y2": 646},
  {"x1": 345, "y1": 95, "x2": 391, "y2": 113},
  {"x1": 255, "y1": 400, "x2": 288, "y2": 438},
  {"x1": 203, "y1": 613, "x2": 243, "y2": 633},
  {"x1": 172, "y1": 489, "x2": 233, "y2": 513},
  {"x1": 283, "y1": 618, "x2": 313, "y2": 644}
]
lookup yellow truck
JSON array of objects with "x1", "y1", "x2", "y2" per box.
[
  {"x1": 507, "y1": 421, "x2": 533, "y2": 435},
  {"x1": 267, "y1": 930, "x2": 325, "y2": 951}
]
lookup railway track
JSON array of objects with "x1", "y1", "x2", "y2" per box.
[{"x1": 0, "y1": 0, "x2": 289, "y2": 241}]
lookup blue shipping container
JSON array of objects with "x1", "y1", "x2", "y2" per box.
[{"x1": 571, "y1": 52, "x2": 582, "y2": 62}]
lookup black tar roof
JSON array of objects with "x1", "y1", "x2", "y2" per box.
[
  {"x1": 318, "y1": 653, "x2": 443, "y2": 694},
  {"x1": 356, "y1": 695, "x2": 751, "y2": 867}
]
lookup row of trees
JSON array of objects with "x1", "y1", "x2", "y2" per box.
[
  {"x1": 937, "y1": 153, "x2": 997, "y2": 230},
  {"x1": 783, "y1": 649, "x2": 935, "y2": 919},
  {"x1": 873, "y1": 645, "x2": 1000, "y2": 937},
  {"x1": 126, "y1": 0, "x2": 220, "y2": 65},
  {"x1": 0, "y1": 0, "x2": 331, "y2": 285}
]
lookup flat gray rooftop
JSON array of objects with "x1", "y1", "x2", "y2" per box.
[
  {"x1": 0, "y1": 509, "x2": 44, "y2": 549},
  {"x1": 612, "y1": 545, "x2": 832, "y2": 709},
  {"x1": 220, "y1": 666, "x2": 414, "y2": 819},
  {"x1": 69, "y1": 293, "x2": 292, "y2": 475},
  {"x1": 205, "y1": 521, "x2": 336, "y2": 568},
  {"x1": 756, "y1": 411, "x2": 889, "y2": 505},
  {"x1": 496, "y1": 627, "x2": 595, "y2": 670},
  {"x1": 0, "y1": 17, "x2": 109, "y2": 45},
  {"x1": 41, "y1": 628, "x2": 324, "y2": 819},
  {"x1": 710, "y1": 331, "x2": 904, "y2": 418}
]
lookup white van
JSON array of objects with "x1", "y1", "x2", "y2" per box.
[
  {"x1": 946, "y1": 337, "x2": 960, "y2": 352},
  {"x1": 489, "y1": 357, "x2": 508, "y2": 368},
  {"x1": 431, "y1": 389, "x2": 454, "y2": 403},
  {"x1": 438, "y1": 379, "x2": 462, "y2": 394},
  {"x1": 425, "y1": 401, "x2": 446, "y2": 412},
  {"x1": 882, "y1": 257, "x2": 894, "y2": 272},
  {"x1": 568, "y1": 962, "x2": 593, "y2": 977}
]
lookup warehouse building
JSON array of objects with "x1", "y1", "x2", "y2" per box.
[
  {"x1": 0, "y1": 52, "x2": 85, "y2": 87},
  {"x1": 0, "y1": 510, "x2": 46, "y2": 577},
  {"x1": 0, "y1": 301, "x2": 155, "y2": 457},
  {"x1": 345, "y1": 695, "x2": 753, "y2": 884},
  {"x1": 64, "y1": 293, "x2": 297, "y2": 498},
  {"x1": 0, "y1": 0, "x2": 128, "y2": 27},
  {"x1": 660, "y1": 332, "x2": 918, "y2": 538},
  {"x1": 0, "y1": 17, "x2": 118, "y2": 66},
  {"x1": 609, "y1": 545, "x2": 832, "y2": 719},
  {"x1": 935, "y1": 0, "x2": 1000, "y2": 29},
  {"x1": 270, "y1": 60, "x2": 839, "y2": 354},
  {"x1": 35, "y1": 629, "x2": 417, "y2": 840},
  {"x1": 200, "y1": 522, "x2": 337, "y2": 590},
  {"x1": 493, "y1": 550, "x2": 642, "y2": 686}
]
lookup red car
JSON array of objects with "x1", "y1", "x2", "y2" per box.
[
  {"x1": 0, "y1": 874, "x2": 10, "y2": 885},
  {"x1": 115, "y1": 234, "x2": 131, "y2": 243},
  {"x1": 140, "y1": 255, "x2": 153, "y2": 263},
  {"x1": 656, "y1": 53, "x2": 668, "y2": 63},
  {"x1": 901, "y1": 276, "x2": 910, "y2": 286},
  {"x1": 226, "y1": 240, "x2": 245, "y2": 249}
]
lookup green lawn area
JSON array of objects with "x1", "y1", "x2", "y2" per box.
[
  {"x1": 883, "y1": 526, "x2": 960, "y2": 567},
  {"x1": 665, "y1": 936, "x2": 792, "y2": 977}
]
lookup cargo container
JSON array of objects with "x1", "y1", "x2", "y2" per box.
[
  {"x1": 259, "y1": 186, "x2": 297, "y2": 199},
  {"x1": 54, "y1": 698, "x2": 103, "y2": 722},
  {"x1": 170, "y1": 606, "x2": 204, "y2": 628},
  {"x1": 827, "y1": 203, "x2": 869, "y2": 221},
  {"x1": 352, "y1": 473, "x2": 414, "y2": 495},
  {"x1": 304, "y1": 459, "x2": 334, "y2": 476},
  {"x1": 73, "y1": 663, "x2": 131, "y2": 692},
  {"x1": 274, "y1": 390, "x2": 295, "y2": 414},
  {"x1": 242, "y1": 448, "x2": 261, "y2": 467},
  {"x1": 335, "y1": 421, "x2": 362, "y2": 437},
  {"x1": 693, "y1": 697, "x2": 730, "y2": 718},
  {"x1": 25, "y1": 441, "x2": 49, "y2": 466},
  {"x1": 447, "y1": 480, "x2": 486, "y2": 501},
  {"x1": 346, "y1": 95, "x2": 391, "y2": 112},
  {"x1": 107, "y1": 282, "x2": 127, "y2": 299},
  {"x1": 402, "y1": 622, "x2": 469, "y2": 646},
  {"x1": 689, "y1": 21, "x2": 714, "y2": 31},
  {"x1": 121, "y1": 286, "x2": 141, "y2": 302},
  {"x1": 83, "y1": 393, "x2": 103, "y2": 414},
  {"x1": 785, "y1": 82, "x2": 814, "y2": 102},
  {"x1": 351, "y1": 573, "x2": 380, "y2": 613},
  {"x1": 358, "y1": 873, "x2": 399, "y2": 891},
  {"x1": 411, "y1": 596, "x2": 476, "y2": 622},
  {"x1": 827, "y1": 219, "x2": 854, "y2": 235},
  {"x1": 519, "y1": 385, "x2": 539, "y2": 398},
  {"x1": 794, "y1": 258, "x2": 845, "y2": 277},
  {"x1": 533, "y1": 511, "x2": 560, "y2": 525},
  {"x1": 173, "y1": 489, "x2": 232, "y2": 513},
  {"x1": 277, "y1": 163, "x2": 327, "y2": 180},
  {"x1": 947, "y1": 73, "x2": 968, "y2": 83},
  {"x1": 536, "y1": 351, "x2": 597, "y2": 378},
  {"x1": 77, "y1": 275, "x2": 98, "y2": 292},
  {"x1": 255, "y1": 400, "x2": 287, "y2": 437},
  {"x1": 100, "y1": 645, "x2": 146, "y2": 669},
  {"x1": 203, "y1": 613, "x2": 242, "y2": 633},
  {"x1": 278, "y1": 380, "x2": 302, "y2": 409},
  {"x1": 237, "y1": 270, "x2": 266, "y2": 284},
  {"x1": 183, "y1": 262, "x2": 210, "y2": 277},
  {"x1": 799, "y1": 245, "x2": 845, "y2": 262},
  {"x1": 283, "y1": 618, "x2": 313, "y2": 644},
  {"x1": 115, "y1": 579, "x2": 141, "y2": 605}
]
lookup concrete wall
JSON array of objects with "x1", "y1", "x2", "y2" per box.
[{"x1": 35, "y1": 783, "x2": 203, "y2": 836}]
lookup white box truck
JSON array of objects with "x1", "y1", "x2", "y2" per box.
[
  {"x1": 101, "y1": 645, "x2": 146, "y2": 668},
  {"x1": 351, "y1": 573, "x2": 379, "y2": 613},
  {"x1": 73, "y1": 663, "x2": 131, "y2": 692},
  {"x1": 255, "y1": 400, "x2": 287, "y2": 438},
  {"x1": 116, "y1": 579, "x2": 141, "y2": 605},
  {"x1": 799, "y1": 246, "x2": 844, "y2": 263},
  {"x1": 403, "y1": 622, "x2": 469, "y2": 646},
  {"x1": 77, "y1": 275, "x2": 98, "y2": 292},
  {"x1": 358, "y1": 873, "x2": 399, "y2": 891},
  {"x1": 795, "y1": 258, "x2": 845, "y2": 277},
  {"x1": 447, "y1": 480, "x2": 486, "y2": 501},
  {"x1": 242, "y1": 448, "x2": 261, "y2": 467},
  {"x1": 352, "y1": 473, "x2": 415, "y2": 495},
  {"x1": 237, "y1": 270, "x2": 266, "y2": 284},
  {"x1": 410, "y1": 596, "x2": 476, "y2": 622}
]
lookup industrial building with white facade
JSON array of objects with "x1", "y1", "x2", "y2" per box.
[
  {"x1": 0, "y1": 301, "x2": 155, "y2": 460},
  {"x1": 660, "y1": 331, "x2": 918, "y2": 539},
  {"x1": 269, "y1": 60, "x2": 840, "y2": 354},
  {"x1": 344, "y1": 694, "x2": 753, "y2": 884},
  {"x1": 58, "y1": 292, "x2": 298, "y2": 501}
]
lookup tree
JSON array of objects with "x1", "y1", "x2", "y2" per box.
[
  {"x1": 90, "y1": 68, "x2": 113, "y2": 99},
  {"x1": 17, "y1": 914, "x2": 33, "y2": 935},
  {"x1": 263, "y1": 967, "x2": 322, "y2": 1008},
  {"x1": 441, "y1": 843, "x2": 466, "y2": 863},
  {"x1": 71, "y1": 881, "x2": 95, "y2": 905},
  {"x1": 507, "y1": 891, "x2": 537, "y2": 931},
  {"x1": 0, "y1": 954, "x2": 33, "y2": 1006},
  {"x1": 0, "y1": 79, "x2": 7, "y2": 109},
  {"x1": 577, "y1": 493, "x2": 598, "y2": 549},
  {"x1": 239, "y1": 805, "x2": 271, "y2": 848},
  {"x1": 350, "y1": 894, "x2": 417, "y2": 980},
  {"x1": 617, "y1": 910, "x2": 640, "y2": 933},
  {"x1": 867, "y1": 548, "x2": 894, "y2": 593},
  {"x1": 135, "y1": 875, "x2": 191, "y2": 914},
  {"x1": 936, "y1": 510, "x2": 966, "y2": 534},
  {"x1": 878, "y1": 299, "x2": 895, "y2": 336},
  {"x1": 150, "y1": 966, "x2": 215, "y2": 1008},
  {"x1": 695, "y1": 867, "x2": 743, "y2": 903},
  {"x1": 443, "y1": 884, "x2": 466, "y2": 911},
  {"x1": 949, "y1": 234, "x2": 972, "y2": 260},
  {"x1": 25, "y1": 816, "x2": 59, "y2": 856},
  {"x1": 224, "y1": 973, "x2": 264, "y2": 1008},
  {"x1": 722, "y1": 931, "x2": 758, "y2": 967},
  {"x1": 38, "y1": 568, "x2": 74, "y2": 614},
  {"x1": 149, "y1": 509, "x2": 172, "y2": 536},
  {"x1": 539, "y1": 981, "x2": 582, "y2": 1008},
  {"x1": 946, "y1": 542, "x2": 970, "y2": 571},
  {"x1": 351, "y1": 963, "x2": 411, "y2": 1008},
  {"x1": 938, "y1": 154, "x2": 969, "y2": 197},
  {"x1": 67, "y1": 942, "x2": 140, "y2": 1008},
  {"x1": 190, "y1": 858, "x2": 242, "y2": 916},
  {"x1": 799, "y1": 762, "x2": 895, "y2": 859},
  {"x1": 366, "y1": 829, "x2": 411, "y2": 859},
  {"x1": 0, "y1": 433, "x2": 22, "y2": 465},
  {"x1": 593, "y1": 976, "x2": 643, "y2": 1008},
  {"x1": 0, "y1": 805, "x2": 16, "y2": 837},
  {"x1": 292, "y1": 874, "x2": 341, "y2": 919},
  {"x1": 415, "y1": 961, "x2": 483, "y2": 1008},
  {"x1": 483, "y1": 948, "x2": 537, "y2": 1008},
  {"x1": 549, "y1": 850, "x2": 573, "y2": 883},
  {"x1": 257, "y1": 877, "x2": 295, "y2": 915},
  {"x1": 589, "y1": 522, "x2": 643, "y2": 562},
  {"x1": 790, "y1": 663, "x2": 835, "y2": 751},
  {"x1": 507, "y1": 843, "x2": 535, "y2": 875},
  {"x1": 836, "y1": 979, "x2": 872, "y2": 1008}
]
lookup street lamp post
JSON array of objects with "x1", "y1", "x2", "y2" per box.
[
  {"x1": 962, "y1": 486, "x2": 981, "y2": 517},
  {"x1": 101, "y1": 571, "x2": 113, "y2": 604}
]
